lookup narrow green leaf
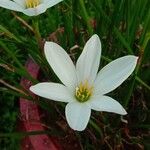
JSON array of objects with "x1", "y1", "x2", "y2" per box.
[{"x1": 0, "y1": 25, "x2": 21, "y2": 43}]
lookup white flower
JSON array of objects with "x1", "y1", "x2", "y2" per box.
[
  {"x1": 30, "y1": 34, "x2": 138, "y2": 131},
  {"x1": 0, "y1": 0, "x2": 62, "y2": 16}
]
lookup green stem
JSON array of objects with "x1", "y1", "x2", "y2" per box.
[
  {"x1": 89, "y1": 119, "x2": 103, "y2": 137},
  {"x1": 135, "y1": 76, "x2": 150, "y2": 91},
  {"x1": 79, "y1": 0, "x2": 93, "y2": 35},
  {"x1": 124, "y1": 77, "x2": 136, "y2": 108},
  {"x1": 0, "y1": 41, "x2": 37, "y2": 83},
  {"x1": 0, "y1": 25, "x2": 21, "y2": 43},
  {"x1": 32, "y1": 17, "x2": 42, "y2": 49}
]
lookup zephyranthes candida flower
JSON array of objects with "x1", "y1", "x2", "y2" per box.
[
  {"x1": 30, "y1": 34, "x2": 138, "y2": 131},
  {"x1": 0, "y1": 0, "x2": 62, "y2": 16}
]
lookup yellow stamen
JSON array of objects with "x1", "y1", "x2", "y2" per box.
[
  {"x1": 75, "y1": 80, "x2": 93, "y2": 103},
  {"x1": 25, "y1": 0, "x2": 40, "y2": 8}
]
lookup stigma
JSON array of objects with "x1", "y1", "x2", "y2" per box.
[
  {"x1": 75, "y1": 80, "x2": 93, "y2": 103},
  {"x1": 25, "y1": 0, "x2": 40, "y2": 8}
]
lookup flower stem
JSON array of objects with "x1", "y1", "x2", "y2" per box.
[
  {"x1": 79, "y1": 0, "x2": 93, "y2": 35},
  {"x1": 0, "y1": 41, "x2": 37, "y2": 83},
  {"x1": 135, "y1": 76, "x2": 150, "y2": 91},
  {"x1": 89, "y1": 119, "x2": 103, "y2": 137},
  {"x1": 32, "y1": 17, "x2": 42, "y2": 49},
  {"x1": 124, "y1": 46, "x2": 144, "y2": 108}
]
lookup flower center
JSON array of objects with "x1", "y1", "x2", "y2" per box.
[
  {"x1": 75, "y1": 80, "x2": 93, "y2": 103},
  {"x1": 25, "y1": 0, "x2": 40, "y2": 8}
]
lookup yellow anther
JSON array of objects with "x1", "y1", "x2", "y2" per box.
[
  {"x1": 25, "y1": 0, "x2": 40, "y2": 8},
  {"x1": 75, "y1": 80, "x2": 93, "y2": 103}
]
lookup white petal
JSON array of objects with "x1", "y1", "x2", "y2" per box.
[
  {"x1": 22, "y1": 4, "x2": 47, "y2": 16},
  {"x1": 94, "y1": 55, "x2": 138, "y2": 95},
  {"x1": 0, "y1": 0, "x2": 23, "y2": 12},
  {"x1": 13, "y1": 0, "x2": 25, "y2": 8},
  {"x1": 30, "y1": 82, "x2": 74, "y2": 103},
  {"x1": 88, "y1": 95, "x2": 127, "y2": 115},
  {"x1": 76, "y1": 34, "x2": 101, "y2": 85},
  {"x1": 44, "y1": 42, "x2": 77, "y2": 89},
  {"x1": 65, "y1": 102, "x2": 91, "y2": 131},
  {"x1": 44, "y1": 0, "x2": 63, "y2": 8}
]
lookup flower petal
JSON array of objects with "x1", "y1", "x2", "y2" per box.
[
  {"x1": 0, "y1": 0, "x2": 23, "y2": 12},
  {"x1": 13, "y1": 0, "x2": 25, "y2": 8},
  {"x1": 44, "y1": 42, "x2": 77, "y2": 89},
  {"x1": 44, "y1": 0, "x2": 63, "y2": 8},
  {"x1": 88, "y1": 95, "x2": 127, "y2": 115},
  {"x1": 76, "y1": 34, "x2": 101, "y2": 85},
  {"x1": 22, "y1": 4, "x2": 47, "y2": 16},
  {"x1": 65, "y1": 102, "x2": 91, "y2": 131},
  {"x1": 30, "y1": 82, "x2": 74, "y2": 103},
  {"x1": 94, "y1": 55, "x2": 138, "y2": 95}
]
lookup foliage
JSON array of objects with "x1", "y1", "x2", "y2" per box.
[{"x1": 0, "y1": 0, "x2": 150, "y2": 149}]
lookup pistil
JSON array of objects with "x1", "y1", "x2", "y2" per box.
[{"x1": 75, "y1": 80, "x2": 93, "y2": 103}]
